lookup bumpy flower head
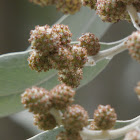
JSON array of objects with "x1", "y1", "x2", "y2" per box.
[
  {"x1": 79, "y1": 32, "x2": 100, "y2": 56},
  {"x1": 63, "y1": 105, "x2": 89, "y2": 132},
  {"x1": 124, "y1": 129, "x2": 140, "y2": 140},
  {"x1": 58, "y1": 68, "x2": 83, "y2": 88},
  {"x1": 135, "y1": 82, "x2": 140, "y2": 100},
  {"x1": 70, "y1": 45, "x2": 88, "y2": 68},
  {"x1": 89, "y1": 121, "x2": 100, "y2": 130},
  {"x1": 96, "y1": 0, "x2": 126, "y2": 23},
  {"x1": 29, "y1": 0, "x2": 56, "y2": 6},
  {"x1": 133, "y1": 1, "x2": 140, "y2": 12},
  {"x1": 94, "y1": 105, "x2": 117, "y2": 130},
  {"x1": 52, "y1": 46, "x2": 73, "y2": 70},
  {"x1": 56, "y1": 0, "x2": 82, "y2": 15},
  {"x1": 28, "y1": 51, "x2": 54, "y2": 72},
  {"x1": 50, "y1": 84, "x2": 75, "y2": 110},
  {"x1": 34, "y1": 113, "x2": 57, "y2": 130},
  {"x1": 82, "y1": 0, "x2": 97, "y2": 9},
  {"x1": 52, "y1": 24, "x2": 72, "y2": 46},
  {"x1": 21, "y1": 87, "x2": 52, "y2": 114},
  {"x1": 124, "y1": 31, "x2": 140, "y2": 63},
  {"x1": 29, "y1": 25, "x2": 60, "y2": 54},
  {"x1": 56, "y1": 131, "x2": 82, "y2": 140}
]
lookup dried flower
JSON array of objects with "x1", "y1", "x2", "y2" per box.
[
  {"x1": 50, "y1": 84, "x2": 75, "y2": 110},
  {"x1": 125, "y1": 31, "x2": 140, "y2": 63},
  {"x1": 93, "y1": 105, "x2": 117, "y2": 130},
  {"x1": 63, "y1": 104, "x2": 89, "y2": 132},
  {"x1": 82, "y1": 0, "x2": 97, "y2": 9},
  {"x1": 79, "y1": 32, "x2": 100, "y2": 56},
  {"x1": 21, "y1": 86, "x2": 52, "y2": 114},
  {"x1": 34, "y1": 113, "x2": 57, "y2": 130}
]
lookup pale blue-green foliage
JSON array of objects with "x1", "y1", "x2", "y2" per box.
[{"x1": 0, "y1": 7, "x2": 111, "y2": 117}]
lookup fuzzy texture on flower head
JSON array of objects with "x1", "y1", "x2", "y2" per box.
[
  {"x1": 34, "y1": 113, "x2": 57, "y2": 130},
  {"x1": 70, "y1": 44, "x2": 88, "y2": 69},
  {"x1": 28, "y1": 51, "x2": 55, "y2": 72},
  {"x1": 94, "y1": 105, "x2": 117, "y2": 130},
  {"x1": 133, "y1": 1, "x2": 140, "y2": 12},
  {"x1": 124, "y1": 31, "x2": 140, "y2": 63},
  {"x1": 50, "y1": 84, "x2": 75, "y2": 110},
  {"x1": 52, "y1": 24, "x2": 72, "y2": 46},
  {"x1": 21, "y1": 87, "x2": 52, "y2": 114},
  {"x1": 56, "y1": 0, "x2": 82, "y2": 15},
  {"x1": 79, "y1": 32, "x2": 100, "y2": 56},
  {"x1": 63, "y1": 104, "x2": 89, "y2": 132},
  {"x1": 96, "y1": 0, "x2": 127, "y2": 23},
  {"x1": 58, "y1": 68, "x2": 83, "y2": 88},
  {"x1": 56, "y1": 131, "x2": 82, "y2": 140},
  {"x1": 29, "y1": 25, "x2": 61, "y2": 55},
  {"x1": 82, "y1": 0, "x2": 97, "y2": 9},
  {"x1": 124, "y1": 129, "x2": 140, "y2": 140},
  {"x1": 29, "y1": 0, "x2": 56, "y2": 6}
]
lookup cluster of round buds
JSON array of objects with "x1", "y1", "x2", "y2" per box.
[
  {"x1": 34, "y1": 113, "x2": 57, "y2": 130},
  {"x1": 63, "y1": 104, "x2": 89, "y2": 132},
  {"x1": 79, "y1": 32, "x2": 100, "y2": 56},
  {"x1": 58, "y1": 68, "x2": 83, "y2": 88},
  {"x1": 56, "y1": 131, "x2": 82, "y2": 140},
  {"x1": 96, "y1": 0, "x2": 127, "y2": 23},
  {"x1": 124, "y1": 129, "x2": 140, "y2": 140},
  {"x1": 21, "y1": 86, "x2": 52, "y2": 114},
  {"x1": 135, "y1": 81, "x2": 140, "y2": 100},
  {"x1": 29, "y1": 0, "x2": 56, "y2": 6},
  {"x1": 124, "y1": 31, "x2": 140, "y2": 63},
  {"x1": 82, "y1": 0, "x2": 97, "y2": 10},
  {"x1": 50, "y1": 84, "x2": 75, "y2": 110},
  {"x1": 93, "y1": 105, "x2": 117, "y2": 130},
  {"x1": 55, "y1": 0, "x2": 82, "y2": 15}
]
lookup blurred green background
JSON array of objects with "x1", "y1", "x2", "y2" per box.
[{"x1": 0, "y1": 0, "x2": 140, "y2": 140}]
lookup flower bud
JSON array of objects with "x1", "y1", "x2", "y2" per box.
[
  {"x1": 50, "y1": 84, "x2": 75, "y2": 110},
  {"x1": 58, "y1": 68, "x2": 83, "y2": 88},
  {"x1": 56, "y1": 0, "x2": 82, "y2": 15},
  {"x1": 63, "y1": 105, "x2": 89, "y2": 132},
  {"x1": 93, "y1": 105, "x2": 117, "y2": 130},
  {"x1": 82, "y1": 0, "x2": 97, "y2": 9},
  {"x1": 124, "y1": 129, "x2": 140, "y2": 140},
  {"x1": 21, "y1": 86, "x2": 52, "y2": 114},
  {"x1": 79, "y1": 32, "x2": 100, "y2": 56},
  {"x1": 124, "y1": 31, "x2": 140, "y2": 63},
  {"x1": 34, "y1": 113, "x2": 57, "y2": 130}
]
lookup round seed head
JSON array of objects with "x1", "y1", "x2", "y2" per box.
[
  {"x1": 124, "y1": 129, "x2": 140, "y2": 140},
  {"x1": 56, "y1": 0, "x2": 82, "y2": 15},
  {"x1": 63, "y1": 104, "x2": 89, "y2": 132},
  {"x1": 82, "y1": 0, "x2": 97, "y2": 9},
  {"x1": 70, "y1": 44, "x2": 88, "y2": 69},
  {"x1": 124, "y1": 31, "x2": 140, "y2": 63},
  {"x1": 21, "y1": 86, "x2": 52, "y2": 114},
  {"x1": 52, "y1": 24, "x2": 72, "y2": 46},
  {"x1": 50, "y1": 84, "x2": 75, "y2": 110},
  {"x1": 96, "y1": 0, "x2": 126, "y2": 23},
  {"x1": 58, "y1": 68, "x2": 83, "y2": 88},
  {"x1": 135, "y1": 82, "x2": 140, "y2": 100},
  {"x1": 94, "y1": 105, "x2": 117, "y2": 130},
  {"x1": 29, "y1": 0, "x2": 56, "y2": 6},
  {"x1": 79, "y1": 32, "x2": 100, "y2": 56},
  {"x1": 28, "y1": 51, "x2": 54, "y2": 72},
  {"x1": 34, "y1": 113, "x2": 57, "y2": 130},
  {"x1": 29, "y1": 25, "x2": 60, "y2": 54}
]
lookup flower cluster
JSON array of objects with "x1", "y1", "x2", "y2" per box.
[
  {"x1": 28, "y1": 24, "x2": 100, "y2": 88},
  {"x1": 96, "y1": 0, "x2": 140, "y2": 23},
  {"x1": 21, "y1": 84, "x2": 75, "y2": 130},
  {"x1": 125, "y1": 31, "x2": 140, "y2": 63},
  {"x1": 90, "y1": 105, "x2": 117, "y2": 130},
  {"x1": 82, "y1": 0, "x2": 97, "y2": 10}
]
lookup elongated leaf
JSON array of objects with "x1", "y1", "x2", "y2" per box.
[{"x1": 0, "y1": 7, "x2": 111, "y2": 117}]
